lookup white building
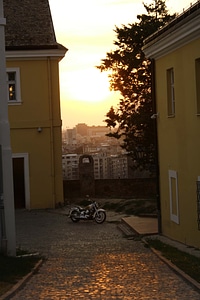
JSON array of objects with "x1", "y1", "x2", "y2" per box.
[
  {"x1": 62, "y1": 152, "x2": 129, "y2": 180},
  {"x1": 93, "y1": 153, "x2": 109, "y2": 179},
  {"x1": 62, "y1": 154, "x2": 79, "y2": 180},
  {"x1": 108, "y1": 155, "x2": 128, "y2": 179}
]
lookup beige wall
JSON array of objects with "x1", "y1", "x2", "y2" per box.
[
  {"x1": 7, "y1": 57, "x2": 63, "y2": 209},
  {"x1": 155, "y1": 39, "x2": 200, "y2": 247}
]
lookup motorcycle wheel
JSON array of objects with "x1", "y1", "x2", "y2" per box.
[
  {"x1": 70, "y1": 210, "x2": 80, "y2": 222},
  {"x1": 95, "y1": 211, "x2": 106, "y2": 224}
]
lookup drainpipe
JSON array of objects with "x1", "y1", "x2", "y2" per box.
[
  {"x1": 47, "y1": 57, "x2": 56, "y2": 208},
  {"x1": 0, "y1": 0, "x2": 16, "y2": 256},
  {"x1": 0, "y1": 145, "x2": 6, "y2": 254},
  {"x1": 151, "y1": 58, "x2": 162, "y2": 234}
]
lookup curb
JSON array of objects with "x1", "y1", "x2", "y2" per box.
[
  {"x1": 120, "y1": 218, "x2": 138, "y2": 235},
  {"x1": 142, "y1": 238, "x2": 200, "y2": 294},
  {"x1": 0, "y1": 259, "x2": 43, "y2": 300},
  {"x1": 117, "y1": 221, "x2": 136, "y2": 237}
]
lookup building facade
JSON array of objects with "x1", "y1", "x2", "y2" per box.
[
  {"x1": 62, "y1": 154, "x2": 79, "y2": 180},
  {"x1": 62, "y1": 152, "x2": 132, "y2": 180},
  {"x1": 143, "y1": 1, "x2": 200, "y2": 248},
  {"x1": 5, "y1": 0, "x2": 67, "y2": 209}
]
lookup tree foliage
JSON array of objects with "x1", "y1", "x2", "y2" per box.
[{"x1": 97, "y1": 0, "x2": 175, "y2": 169}]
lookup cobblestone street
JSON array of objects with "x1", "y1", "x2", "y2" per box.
[{"x1": 10, "y1": 210, "x2": 200, "y2": 299}]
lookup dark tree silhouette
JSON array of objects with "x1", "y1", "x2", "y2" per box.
[{"x1": 97, "y1": 0, "x2": 175, "y2": 170}]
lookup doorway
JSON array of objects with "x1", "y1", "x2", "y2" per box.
[
  {"x1": 12, "y1": 153, "x2": 30, "y2": 209},
  {"x1": 13, "y1": 157, "x2": 25, "y2": 208}
]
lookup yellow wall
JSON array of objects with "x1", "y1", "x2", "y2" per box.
[
  {"x1": 155, "y1": 39, "x2": 200, "y2": 248},
  {"x1": 7, "y1": 57, "x2": 63, "y2": 209}
]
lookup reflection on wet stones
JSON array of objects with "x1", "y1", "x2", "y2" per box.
[{"x1": 10, "y1": 210, "x2": 200, "y2": 299}]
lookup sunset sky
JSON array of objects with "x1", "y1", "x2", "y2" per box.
[{"x1": 49, "y1": 0, "x2": 194, "y2": 129}]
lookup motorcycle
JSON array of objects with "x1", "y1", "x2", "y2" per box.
[{"x1": 69, "y1": 199, "x2": 106, "y2": 224}]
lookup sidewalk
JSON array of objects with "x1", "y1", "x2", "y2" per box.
[
  {"x1": 122, "y1": 215, "x2": 158, "y2": 235},
  {"x1": 121, "y1": 215, "x2": 200, "y2": 258}
]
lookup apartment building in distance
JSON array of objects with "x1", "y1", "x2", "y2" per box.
[
  {"x1": 62, "y1": 153, "x2": 129, "y2": 180},
  {"x1": 63, "y1": 123, "x2": 123, "y2": 153},
  {"x1": 62, "y1": 123, "x2": 151, "y2": 179}
]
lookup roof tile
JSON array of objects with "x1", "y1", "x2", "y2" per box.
[{"x1": 3, "y1": 0, "x2": 59, "y2": 49}]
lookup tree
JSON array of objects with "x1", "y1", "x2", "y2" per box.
[{"x1": 97, "y1": 0, "x2": 175, "y2": 171}]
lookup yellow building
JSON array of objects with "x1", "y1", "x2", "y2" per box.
[
  {"x1": 143, "y1": 2, "x2": 200, "y2": 248},
  {"x1": 4, "y1": 0, "x2": 67, "y2": 209}
]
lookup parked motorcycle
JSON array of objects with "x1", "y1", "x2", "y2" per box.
[{"x1": 69, "y1": 199, "x2": 106, "y2": 224}]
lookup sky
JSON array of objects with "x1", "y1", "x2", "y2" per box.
[{"x1": 48, "y1": 0, "x2": 195, "y2": 129}]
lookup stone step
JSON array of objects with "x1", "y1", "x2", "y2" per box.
[{"x1": 117, "y1": 221, "x2": 136, "y2": 237}]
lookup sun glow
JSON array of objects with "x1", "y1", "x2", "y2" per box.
[{"x1": 63, "y1": 68, "x2": 111, "y2": 103}]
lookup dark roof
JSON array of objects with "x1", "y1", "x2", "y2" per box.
[
  {"x1": 144, "y1": 1, "x2": 200, "y2": 45},
  {"x1": 3, "y1": 0, "x2": 66, "y2": 51}
]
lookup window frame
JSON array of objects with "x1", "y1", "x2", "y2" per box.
[
  {"x1": 167, "y1": 68, "x2": 175, "y2": 117},
  {"x1": 195, "y1": 58, "x2": 200, "y2": 115},
  {"x1": 6, "y1": 68, "x2": 22, "y2": 105},
  {"x1": 169, "y1": 170, "x2": 179, "y2": 224},
  {"x1": 197, "y1": 176, "x2": 200, "y2": 230}
]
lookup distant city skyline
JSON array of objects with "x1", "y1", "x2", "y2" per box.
[
  {"x1": 62, "y1": 122, "x2": 108, "y2": 130},
  {"x1": 49, "y1": 0, "x2": 195, "y2": 128}
]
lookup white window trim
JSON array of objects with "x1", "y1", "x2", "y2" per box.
[
  {"x1": 169, "y1": 170, "x2": 179, "y2": 224},
  {"x1": 197, "y1": 176, "x2": 200, "y2": 230},
  {"x1": 7, "y1": 67, "x2": 22, "y2": 104},
  {"x1": 12, "y1": 153, "x2": 30, "y2": 209},
  {"x1": 167, "y1": 68, "x2": 175, "y2": 117},
  {"x1": 170, "y1": 69, "x2": 175, "y2": 115}
]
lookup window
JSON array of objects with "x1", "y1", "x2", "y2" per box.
[
  {"x1": 6, "y1": 68, "x2": 21, "y2": 104},
  {"x1": 169, "y1": 170, "x2": 179, "y2": 224},
  {"x1": 167, "y1": 68, "x2": 175, "y2": 116},
  {"x1": 195, "y1": 58, "x2": 200, "y2": 114},
  {"x1": 83, "y1": 157, "x2": 90, "y2": 163}
]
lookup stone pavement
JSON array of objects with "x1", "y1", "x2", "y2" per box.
[{"x1": 6, "y1": 209, "x2": 200, "y2": 299}]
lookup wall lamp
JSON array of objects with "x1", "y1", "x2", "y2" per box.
[{"x1": 151, "y1": 113, "x2": 159, "y2": 119}]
